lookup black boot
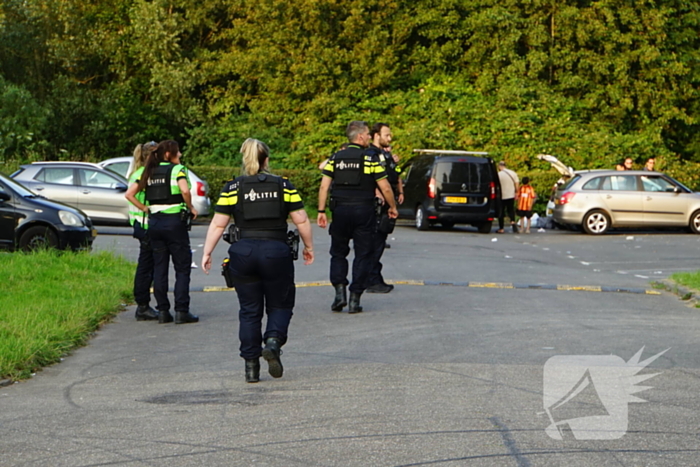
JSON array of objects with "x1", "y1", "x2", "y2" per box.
[
  {"x1": 348, "y1": 292, "x2": 363, "y2": 314},
  {"x1": 262, "y1": 337, "x2": 283, "y2": 378},
  {"x1": 366, "y1": 282, "x2": 394, "y2": 294},
  {"x1": 159, "y1": 310, "x2": 174, "y2": 324},
  {"x1": 135, "y1": 304, "x2": 159, "y2": 321},
  {"x1": 331, "y1": 284, "x2": 347, "y2": 312},
  {"x1": 245, "y1": 358, "x2": 260, "y2": 383},
  {"x1": 175, "y1": 312, "x2": 199, "y2": 324}
]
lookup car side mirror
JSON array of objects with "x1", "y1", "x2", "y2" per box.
[
  {"x1": 674, "y1": 186, "x2": 681, "y2": 193},
  {"x1": 115, "y1": 182, "x2": 128, "y2": 192},
  {"x1": 0, "y1": 191, "x2": 10, "y2": 201}
]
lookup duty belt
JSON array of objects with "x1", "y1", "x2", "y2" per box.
[
  {"x1": 333, "y1": 198, "x2": 375, "y2": 206},
  {"x1": 239, "y1": 230, "x2": 288, "y2": 242}
]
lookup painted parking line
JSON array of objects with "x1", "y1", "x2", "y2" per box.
[{"x1": 195, "y1": 281, "x2": 661, "y2": 295}]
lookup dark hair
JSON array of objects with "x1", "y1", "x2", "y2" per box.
[
  {"x1": 522, "y1": 176, "x2": 530, "y2": 184},
  {"x1": 136, "y1": 140, "x2": 180, "y2": 192},
  {"x1": 370, "y1": 122, "x2": 389, "y2": 138}
]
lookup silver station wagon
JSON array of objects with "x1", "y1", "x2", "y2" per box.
[
  {"x1": 553, "y1": 170, "x2": 700, "y2": 235},
  {"x1": 12, "y1": 162, "x2": 130, "y2": 225}
]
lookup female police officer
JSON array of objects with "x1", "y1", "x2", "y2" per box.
[
  {"x1": 201, "y1": 138, "x2": 314, "y2": 383},
  {"x1": 125, "y1": 140, "x2": 199, "y2": 325},
  {"x1": 126, "y1": 141, "x2": 159, "y2": 321}
]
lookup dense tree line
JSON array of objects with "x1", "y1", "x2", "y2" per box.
[{"x1": 2, "y1": 0, "x2": 700, "y2": 184}]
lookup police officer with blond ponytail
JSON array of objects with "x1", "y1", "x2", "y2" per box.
[
  {"x1": 126, "y1": 140, "x2": 199, "y2": 325},
  {"x1": 202, "y1": 138, "x2": 314, "y2": 383},
  {"x1": 125, "y1": 141, "x2": 159, "y2": 321}
]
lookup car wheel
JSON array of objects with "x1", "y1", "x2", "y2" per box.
[
  {"x1": 441, "y1": 220, "x2": 455, "y2": 229},
  {"x1": 19, "y1": 226, "x2": 59, "y2": 251},
  {"x1": 689, "y1": 210, "x2": 700, "y2": 234},
  {"x1": 415, "y1": 205, "x2": 429, "y2": 231},
  {"x1": 582, "y1": 210, "x2": 610, "y2": 235},
  {"x1": 477, "y1": 222, "x2": 492, "y2": 234}
]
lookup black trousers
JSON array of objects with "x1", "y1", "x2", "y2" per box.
[
  {"x1": 132, "y1": 224, "x2": 154, "y2": 306},
  {"x1": 149, "y1": 213, "x2": 192, "y2": 313},
  {"x1": 498, "y1": 198, "x2": 516, "y2": 229},
  {"x1": 227, "y1": 239, "x2": 295, "y2": 360},
  {"x1": 367, "y1": 204, "x2": 389, "y2": 287},
  {"x1": 329, "y1": 203, "x2": 376, "y2": 294}
]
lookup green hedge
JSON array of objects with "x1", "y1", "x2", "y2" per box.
[{"x1": 192, "y1": 166, "x2": 323, "y2": 214}]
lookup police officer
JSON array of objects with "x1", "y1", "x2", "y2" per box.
[
  {"x1": 125, "y1": 141, "x2": 159, "y2": 321},
  {"x1": 125, "y1": 140, "x2": 199, "y2": 325},
  {"x1": 317, "y1": 121, "x2": 398, "y2": 313},
  {"x1": 201, "y1": 138, "x2": 314, "y2": 383},
  {"x1": 365, "y1": 123, "x2": 403, "y2": 293}
]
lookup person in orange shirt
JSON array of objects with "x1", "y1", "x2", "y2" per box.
[{"x1": 516, "y1": 177, "x2": 537, "y2": 234}]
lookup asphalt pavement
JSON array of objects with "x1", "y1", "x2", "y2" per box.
[{"x1": 1, "y1": 223, "x2": 699, "y2": 466}]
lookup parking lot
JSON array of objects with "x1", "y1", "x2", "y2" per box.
[{"x1": 1, "y1": 223, "x2": 699, "y2": 466}]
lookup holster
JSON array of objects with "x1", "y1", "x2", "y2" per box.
[
  {"x1": 180, "y1": 209, "x2": 193, "y2": 231},
  {"x1": 287, "y1": 229, "x2": 300, "y2": 260},
  {"x1": 221, "y1": 258, "x2": 234, "y2": 288},
  {"x1": 222, "y1": 224, "x2": 240, "y2": 244},
  {"x1": 378, "y1": 212, "x2": 396, "y2": 234}
]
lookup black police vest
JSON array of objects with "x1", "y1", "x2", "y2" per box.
[
  {"x1": 369, "y1": 146, "x2": 399, "y2": 188},
  {"x1": 330, "y1": 146, "x2": 375, "y2": 198},
  {"x1": 144, "y1": 164, "x2": 185, "y2": 205},
  {"x1": 385, "y1": 154, "x2": 400, "y2": 188},
  {"x1": 234, "y1": 174, "x2": 287, "y2": 232}
]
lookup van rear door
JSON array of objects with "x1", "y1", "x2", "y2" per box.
[{"x1": 434, "y1": 160, "x2": 491, "y2": 213}]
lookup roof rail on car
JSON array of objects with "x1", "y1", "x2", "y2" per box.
[{"x1": 412, "y1": 149, "x2": 489, "y2": 155}]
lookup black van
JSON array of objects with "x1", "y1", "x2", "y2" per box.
[
  {"x1": 398, "y1": 150, "x2": 501, "y2": 233},
  {"x1": 0, "y1": 172, "x2": 95, "y2": 251}
]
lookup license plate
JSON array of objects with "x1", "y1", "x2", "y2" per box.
[
  {"x1": 445, "y1": 196, "x2": 467, "y2": 204},
  {"x1": 92, "y1": 228, "x2": 98, "y2": 237}
]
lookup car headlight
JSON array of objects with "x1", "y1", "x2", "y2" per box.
[{"x1": 58, "y1": 210, "x2": 85, "y2": 227}]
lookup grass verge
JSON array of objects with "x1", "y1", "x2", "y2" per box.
[
  {"x1": 0, "y1": 249, "x2": 134, "y2": 381},
  {"x1": 669, "y1": 271, "x2": 700, "y2": 291}
]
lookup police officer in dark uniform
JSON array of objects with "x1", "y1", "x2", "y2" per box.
[
  {"x1": 125, "y1": 140, "x2": 199, "y2": 325},
  {"x1": 365, "y1": 123, "x2": 404, "y2": 293},
  {"x1": 126, "y1": 141, "x2": 159, "y2": 321},
  {"x1": 201, "y1": 138, "x2": 314, "y2": 383},
  {"x1": 317, "y1": 121, "x2": 398, "y2": 313}
]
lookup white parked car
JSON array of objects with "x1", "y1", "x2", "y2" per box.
[{"x1": 98, "y1": 156, "x2": 211, "y2": 216}]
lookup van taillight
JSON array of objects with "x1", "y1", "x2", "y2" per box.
[
  {"x1": 489, "y1": 181, "x2": 496, "y2": 199},
  {"x1": 428, "y1": 178, "x2": 436, "y2": 199},
  {"x1": 560, "y1": 192, "x2": 576, "y2": 205},
  {"x1": 196, "y1": 181, "x2": 206, "y2": 196}
]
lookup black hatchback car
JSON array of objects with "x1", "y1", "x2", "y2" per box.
[
  {"x1": 398, "y1": 150, "x2": 501, "y2": 233},
  {"x1": 0, "y1": 172, "x2": 95, "y2": 251}
]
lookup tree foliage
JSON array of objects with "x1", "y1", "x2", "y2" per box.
[{"x1": 2, "y1": 0, "x2": 700, "y2": 190}]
